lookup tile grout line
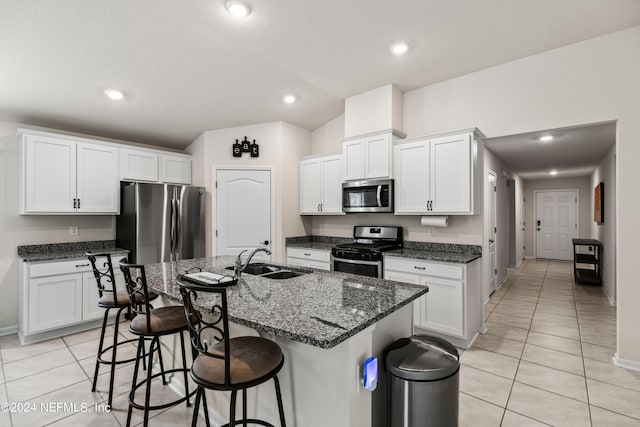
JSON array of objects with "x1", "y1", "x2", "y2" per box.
[
  {"x1": 501, "y1": 259, "x2": 544, "y2": 426},
  {"x1": 572, "y1": 261, "x2": 595, "y2": 427}
]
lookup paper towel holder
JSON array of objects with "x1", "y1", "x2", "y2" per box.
[{"x1": 420, "y1": 216, "x2": 449, "y2": 228}]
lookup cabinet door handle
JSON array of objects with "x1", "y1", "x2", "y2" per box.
[
  {"x1": 77, "y1": 198, "x2": 80, "y2": 209},
  {"x1": 317, "y1": 203, "x2": 321, "y2": 212},
  {"x1": 75, "y1": 263, "x2": 90, "y2": 268},
  {"x1": 414, "y1": 266, "x2": 426, "y2": 270},
  {"x1": 73, "y1": 198, "x2": 77, "y2": 209},
  {"x1": 304, "y1": 253, "x2": 311, "y2": 256}
]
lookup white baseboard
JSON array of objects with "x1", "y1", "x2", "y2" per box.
[
  {"x1": 603, "y1": 288, "x2": 617, "y2": 306},
  {"x1": 613, "y1": 353, "x2": 640, "y2": 372},
  {"x1": 524, "y1": 256, "x2": 534, "y2": 260},
  {"x1": 0, "y1": 325, "x2": 18, "y2": 336}
]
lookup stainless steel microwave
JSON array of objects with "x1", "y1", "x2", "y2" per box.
[{"x1": 342, "y1": 179, "x2": 394, "y2": 213}]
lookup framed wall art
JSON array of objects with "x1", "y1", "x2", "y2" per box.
[{"x1": 594, "y1": 182, "x2": 604, "y2": 224}]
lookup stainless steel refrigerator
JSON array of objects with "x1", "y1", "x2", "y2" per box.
[{"x1": 116, "y1": 182, "x2": 205, "y2": 264}]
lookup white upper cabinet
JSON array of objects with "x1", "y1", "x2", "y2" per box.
[
  {"x1": 343, "y1": 132, "x2": 393, "y2": 181},
  {"x1": 394, "y1": 139, "x2": 430, "y2": 214},
  {"x1": 21, "y1": 134, "x2": 119, "y2": 214},
  {"x1": 120, "y1": 148, "x2": 159, "y2": 182},
  {"x1": 19, "y1": 128, "x2": 193, "y2": 215},
  {"x1": 299, "y1": 153, "x2": 344, "y2": 215},
  {"x1": 160, "y1": 154, "x2": 192, "y2": 184},
  {"x1": 120, "y1": 148, "x2": 192, "y2": 184},
  {"x1": 393, "y1": 129, "x2": 481, "y2": 215},
  {"x1": 430, "y1": 133, "x2": 473, "y2": 213},
  {"x1": 23, "y1": 135, "x2": 77, "y2": 213},
  {"x1": 76, "y1": 143, "x2": 119, "y2": 213}
]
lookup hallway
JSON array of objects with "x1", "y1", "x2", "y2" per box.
[{"x1": 459, "y1": 259, "x2": 639, "y2": 426}]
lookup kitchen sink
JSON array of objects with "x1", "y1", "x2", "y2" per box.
[
  {"x1": 225, "y1": 263, "x2": 309, "y2": 279},
  {"x1": 259, "y1": 270, "x2": 306, "y2": 280},
  {"x1": 224, "y1": 263, "x2": 281, "y2": 275}
]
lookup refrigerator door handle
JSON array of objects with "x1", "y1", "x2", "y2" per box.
[
  {"x1": 175, "y1": 198, "x2": 181, "y2": 260},
  {"x1": 170, "y1": 198, "x2": 178, "y2": 260}
]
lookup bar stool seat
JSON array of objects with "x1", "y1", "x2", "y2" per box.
[
  {"x1": 130, "y1": 306, "x2": 192, "y2": 335},
  {"x1": 97, "y1": 290, "x2": 149, "y2": 308},
  {"x1": 191, "y1": 336, "x2": 283, "y2": 386}
]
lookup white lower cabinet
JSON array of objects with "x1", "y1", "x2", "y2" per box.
[
  {"x1": 384, "y1": 256, "x2": 482, "y2": 348},
  {"x1": 286, "y1": 247, "x2": 331, "y2": 270},
  {"x1": 20, "y1": 256, "x2": 125, "y2": 344},
  {"x1": 28, "y1": 273, "x2": 83, "y2": 333}
]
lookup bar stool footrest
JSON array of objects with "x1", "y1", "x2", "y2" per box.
[
  {"x1": 221, "y1": 420, "x2": 275, "y2": 427},
  {"x1": 128, "y1": 368, "x2": 196, "y2": 411},
  {"x1": 96, "y1": 337, "x2": 153, "y2": 365}
]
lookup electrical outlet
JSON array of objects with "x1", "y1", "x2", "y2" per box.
[
  {"x1": 69, "y1": 226, "x2": 78, "y2": 236},
  {"x1": 588, "y1": 246, "x2": 593, "y2": 252}
]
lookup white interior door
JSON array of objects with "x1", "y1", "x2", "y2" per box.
[
  {"x1": 215, "y1": 169, "x2": 272, "y2": 261},
  {"x1": 486, "y1": 172, "x2": 497, "y2": 299},
  {"x1": 536, "y1": 190, "x2": 577, "y2": 261}
]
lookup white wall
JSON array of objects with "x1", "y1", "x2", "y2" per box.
[
  {"x1": 523, "y1": 177, "x2": 592, "y2": 258},
  {"x1": 400, "y1": 26, "x2": 640, "y2": 365},
  {"x1": 187, "y1": 121, "x2": 311, "y2": 263},
  {"x1": 311, "y1": 114, "x2": 344, "y2": 155},
  {"x1": 591, "y1": 145, "x2": 616, "y2": 303}
]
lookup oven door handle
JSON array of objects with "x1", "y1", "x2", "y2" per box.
[
  {"x1": 376, "y1": 185, "x2": 382, "y2": 207},
  {"x1": 333, "y1": 257, "x2": 381, "y2": 266}
]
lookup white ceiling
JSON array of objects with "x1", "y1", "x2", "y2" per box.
[
  {"x1": 1, "y1": 0, "x2": 639, "y2": 149},
  {"x1": 484, "y1": 122, "x2": 616, "y2": 180}
]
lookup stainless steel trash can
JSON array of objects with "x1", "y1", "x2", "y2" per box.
[{"x1": 385, "y1": 335, "x2": 460, "y2": 427}]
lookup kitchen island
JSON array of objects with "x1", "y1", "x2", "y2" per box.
[{"x1": 144, "y1": 256, "x2": 427, "y2": 427}]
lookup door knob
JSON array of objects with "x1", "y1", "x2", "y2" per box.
[
  {"x1": 262, "y1": 240, "x2": 270, "y2": 245},
  {"x1": 537, "y1": 228, "x2": 540, "y2": 231},
  {"x1": 489, "y1": 239, "x2": 494, "y2": 244}
]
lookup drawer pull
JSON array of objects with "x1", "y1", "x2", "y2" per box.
[
  {"x1": 75, "y1": 263, "x2": 90, "y2": 268},
  {"x1": 414, "y1": 266, "x2": 426, "y2": 270},
  {"x1": 304, "y1": 253, "x2": 311, "y2": 256}
]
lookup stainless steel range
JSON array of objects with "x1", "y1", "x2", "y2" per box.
[{"x1": 331, "y1": 226, "x2": 403, "y2": 278}]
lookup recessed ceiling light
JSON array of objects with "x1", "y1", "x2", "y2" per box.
[
  {"x1": 225, "y1": 1, "x2": 251, "y2": 17},
  {"x1": 549, "y1": 170, "x2": 558, "y2": 175},
  {"x1": 104, "y1": 89, "x2": 125, "y2": 101},
  {"x1": 539, "y1": 135, "x2": 554, "y2": 142},
  {"x1": 283, "y1": 94, "x2": 296, "y2": 104},
  {"x1": 390, "y1": 42, "x2": 409, "y2": 55}
]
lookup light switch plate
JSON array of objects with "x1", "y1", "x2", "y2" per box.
[{"x1": 69, "y1": 226, "x2": 79, "y2": 236}]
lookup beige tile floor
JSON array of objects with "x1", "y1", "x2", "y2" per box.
[
  {"x1": 0, "y1": 325, "x2": 200, "y2": 426},
  {"x1": 0, "y1": 259, "x2": 638, "y2": 426},
  {"x1": 460, "y1": 259, "x2": 640, "y2": 426}
]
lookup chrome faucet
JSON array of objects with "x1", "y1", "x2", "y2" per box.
[{"x1": 235, "y1": 247, "x2": 272, "y2": 276}]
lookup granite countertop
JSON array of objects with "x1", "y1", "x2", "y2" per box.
[
  {"x1": 385, "y1": 249, "x2": 481, "y2": 264},
  {"x1": 18, "y1": 240, "x2": 129, "y2": 262},
  {"x1": 286, "y1": 235, "x2": 482, "y2": 264},
  {"x1": 285, "y1": 236, "x2": 351, "y2": 251},
  {"x1": 144, "y1": 256, "x2": 427, "y2": 349}
]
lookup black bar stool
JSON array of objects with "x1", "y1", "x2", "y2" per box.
[
  {"x1": 120, "y1": 261, "x2": 195, "y2": 427},
  {"x1": 86, "y1": 252, "x2": 158, "y2": 407},
  {"x1": 176, "y1": 275, "x2": 286, "y2": 427}
]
